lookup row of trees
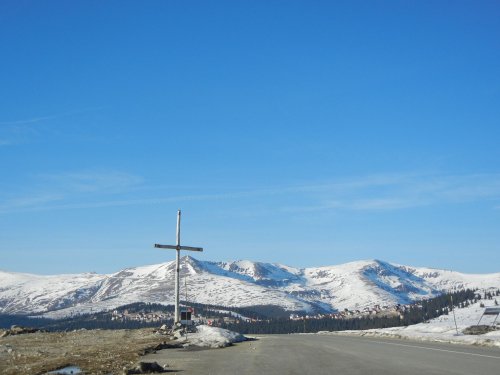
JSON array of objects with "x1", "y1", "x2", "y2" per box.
[
  {"x1": 2, "y1": 289, "x2": 497, "y2": 332},
  {"x1": 220, "y1": 289, "x2": 482, "y2": 334}
]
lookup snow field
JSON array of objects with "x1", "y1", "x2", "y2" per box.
[{"x1": 320, "y1": 300, "x2": 500, "y2": 348}]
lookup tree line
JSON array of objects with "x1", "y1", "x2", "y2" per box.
[
  {"x1": 220, "y1": 289, "x2": 492, "y2": 334},
  {"x1": 2, "y1": 288, "x2": 498, "y2": 332}
]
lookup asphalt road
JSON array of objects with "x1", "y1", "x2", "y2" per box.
[{"x1": 143, "y1": 334, "x2": 500, "y2": 375}]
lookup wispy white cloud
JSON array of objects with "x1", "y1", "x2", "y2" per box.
[
  {"x1": 0, "y1": 170, "x2": 143, "y2": 214},
  {"x1": 1, "y1": 171, "x2": 499, "y2": 215},
  {"x1": 2, "y1": 194, "x2": 65, "y2": 210},
  {"x1": 349, "y1": 197, "x2": 424, "y2": 211},
  {"x1": 278, "y1": 172, "x2": 500, "y2": 213},
  {"x1": 0, "y1": 107, "x2": 104, "y2": 145},
  {"x1": 0, "y1": 114, "x2": 65, "y2": 126},
  {"x1": 0, "y1": 185, "x2": 276, "y2": 214},
  {"x1": 0, "y1": 124, "x2": 38, "y2": 146},
  {"x1": 39, "y1": 171, "x2": 143, "y2": 194},
  {"x1": 0, "y1": 107, "x2": 104, "y2": 127},
  {"x1": 284, "y1": 172, "x2": 421, "y2": 194}
]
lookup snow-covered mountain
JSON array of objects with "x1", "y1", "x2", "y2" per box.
[{"x1": 0, "y1": 257, "x2": 499, "y2": 317}]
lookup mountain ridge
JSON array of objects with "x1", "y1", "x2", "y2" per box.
[{"x1": 1, "y1": 257, "x2": 499, "y2": 318}]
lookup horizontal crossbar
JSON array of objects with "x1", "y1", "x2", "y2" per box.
[{"x1": 154, "y1": 244, "x2": 203, "y2": 252}]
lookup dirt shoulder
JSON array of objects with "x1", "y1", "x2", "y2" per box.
[{"x1": 0, "y1": 328, "x2": 173, "y2": 375}]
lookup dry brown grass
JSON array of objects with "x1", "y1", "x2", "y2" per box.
[{"x1": 0, "y1": 328, "x2": 173, "y2": 375}]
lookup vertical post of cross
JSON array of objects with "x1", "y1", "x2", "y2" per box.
[
  {"x1": 175, "y1": 210, "x2": 181, "y2": 325},
  {"x1": 155, "y1": 210, "x2": 203, "y2": 327}
]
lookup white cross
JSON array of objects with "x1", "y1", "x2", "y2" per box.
[{"x1": 154, "y1": 210, "x2": 203, "y2": 325}]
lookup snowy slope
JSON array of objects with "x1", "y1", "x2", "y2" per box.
[
  {"x1": 397, "y1": 264, "x2": 500, "y2": 292},
  {"x1": 0, "y1": 270, "x2": 104, "y2": 314},
  {"x1": 0, "y1": 257, "x2": 499, "y2": 317},
  {"x1": 324, "y1": 299, "x2": 500, "y2": 348}
]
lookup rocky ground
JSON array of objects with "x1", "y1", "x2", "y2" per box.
[{"x1": 0, "y1": 327, "x2": 176, "y2": 375}]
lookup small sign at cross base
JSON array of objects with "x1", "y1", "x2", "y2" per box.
[{"x1": 181, "y1": 307, "x2": 194, "y2": 326}]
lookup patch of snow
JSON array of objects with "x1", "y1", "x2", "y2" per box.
[{"x1": 180, "y1": 325, "x2": 247, "y2": 348}]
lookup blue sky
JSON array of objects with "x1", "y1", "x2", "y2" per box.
[{"x1": 1, "y1": 1, "x2": 499, "y2": 274}]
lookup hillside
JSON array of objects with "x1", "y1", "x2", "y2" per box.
[{"x1": 1, "y1": 257, "x2": 499, "y2": 317}]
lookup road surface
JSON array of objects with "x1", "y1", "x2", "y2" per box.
[{"x1": 143, "y1": 334, "x2": 500, "y2": 374}]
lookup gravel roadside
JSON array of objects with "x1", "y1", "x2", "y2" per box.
[{"x1": 0, "y1": 328, "x2": 174, "y2": 375}]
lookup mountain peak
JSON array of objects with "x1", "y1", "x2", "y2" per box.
[
  {"x1": 1, "y1": 258, "x2": 499, "y2": 317},
  {"x1": 180, "y1": 255, "x2": 205, "y2": 274}
]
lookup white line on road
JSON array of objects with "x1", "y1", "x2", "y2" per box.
[{"x1": 372, "y1": 340, "x2": 500, "y2": 360}]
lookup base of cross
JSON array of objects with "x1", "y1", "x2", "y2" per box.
[{"x1": 172, "y1": 322, "x2": 183, "y2": 331}]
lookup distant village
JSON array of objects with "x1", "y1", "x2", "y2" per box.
[
  {"x1": 109, "y1": 306, "x2": 257, "y2": 326},
  {"x1": 288, "y1": 303, "x2": 408, "y2": 322},
  {"x1": 109, "y1": 303, "x2": 410, "y2": 326},
  {"x1": 110, "y1": 309, "x2": 170, "y2": 323}
]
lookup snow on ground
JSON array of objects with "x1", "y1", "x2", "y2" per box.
[
  {"x1": 320, "y1": 300, "x2": 500, "y2": 348},
  {"x1": 178, "y1": 325, "x2": 247, "y2": 348}
]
